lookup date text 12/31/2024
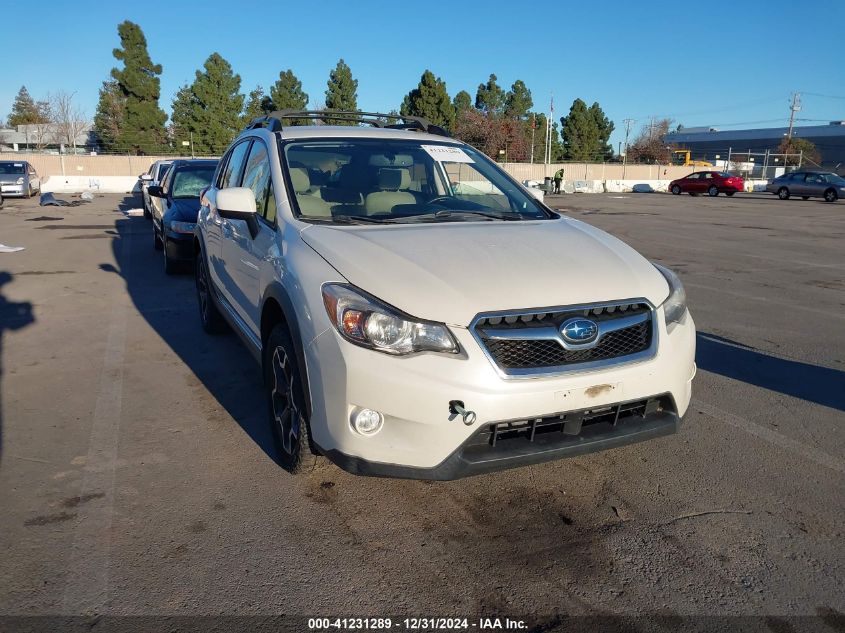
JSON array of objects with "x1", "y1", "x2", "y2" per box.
[{"x1": 308, "y1": 617, "x2": 529, "y2": 630}]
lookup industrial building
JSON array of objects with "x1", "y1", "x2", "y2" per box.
[{"x1": 664, "y1": 122, "x2": 845, "y2": 173}]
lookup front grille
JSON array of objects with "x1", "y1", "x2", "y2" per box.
[
  {"x1": 472, "y1": 301, "x2": 655, "y2": 375},
  {"x1": 462, "y1": 396, "x2": 671, "y2": 456},
  {"x1": 485, "y1": 320, "x2": 651, "y2": 369}
]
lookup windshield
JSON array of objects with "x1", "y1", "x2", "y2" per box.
[
  {"x1": 170, "y1": 167, "x2": 215, "y2": 199},
  {"x1": 282, "y1": 139, "x2": 550, "y2": 224},
  {"x1": 0, "y1": 163, "x2": 26, "y2": 175}
]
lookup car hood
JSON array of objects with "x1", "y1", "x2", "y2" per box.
[
  {"x1": 300, "y1": 217, "x2": 670, "y2": 326},
  {"x1": 163, "y1": 198, "x2": 201, "y2": 222},
  {"x1": 0, "y1": 175, "x2": 24, "y2": 183}
]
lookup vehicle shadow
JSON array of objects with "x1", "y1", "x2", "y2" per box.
[
  {"x1": 0, "y1": 271, "x2": 36, "y2": 464},
  {"x1": 696, "y1": 332, "x2": 845, "y2": 412},
  {"x1": 101, "y1": 204, "x2": 280, "y2": 465}
]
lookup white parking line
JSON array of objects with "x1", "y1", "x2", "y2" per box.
[
  {"x1": 61, "y1": 231, "x2": 131, "y2": 614},
  {"x1": 692, "y1": 398, "x2": 845, "y2": 475}
]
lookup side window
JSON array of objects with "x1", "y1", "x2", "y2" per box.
[
  {"x1": 220, "y1": 141, "x2": 251, "y2": 189},
  {"x1": 703, "y1": 172, "x2": 714, "y2": 180},
  {"x1": 160, "y1": 167, "x2": 173, "y2": 194},
  {"x1": 686, "y1": 173, "x2": 699, "y2": 180},
  {"x1": 241, "y1": 141, "x2": 275, "y2": 222}
]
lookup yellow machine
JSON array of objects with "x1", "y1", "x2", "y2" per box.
[{"x1": 671, "y1": 149, "x2": 712, "y2": 167}]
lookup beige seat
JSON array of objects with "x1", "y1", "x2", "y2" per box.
[
  {"x1": 290, "y1": 168, "x2": 331, "y2": 217},
  {"x1": 365, "y1": 168, "x2": 417, "y2": 215}
]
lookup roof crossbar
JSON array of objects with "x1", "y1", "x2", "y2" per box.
[{"x1": 244, "y1": 110, "x2": 450, "y2": 137}]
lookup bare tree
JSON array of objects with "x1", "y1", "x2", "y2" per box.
[
  {"x1": 50, "y1": 91, "x2": 89, "y2": 153},
  {"x1": 627, "y1": 118, "x2": 673, "y2": 164},
  {"x1": 26, "y1": 100, "x2": 53, "y2": 151}
]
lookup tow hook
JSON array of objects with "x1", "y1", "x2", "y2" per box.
[{"x1": 449, "y1": 400, "x2": 477, "y2": 426}]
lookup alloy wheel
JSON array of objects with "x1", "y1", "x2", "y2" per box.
[{"x1": 271, "y1": 347, "x2": 300, "y2": 455}]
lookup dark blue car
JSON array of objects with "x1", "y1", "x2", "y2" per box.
[{"x1": 149, "y1": 159, "x2": 218, "y2": 274}]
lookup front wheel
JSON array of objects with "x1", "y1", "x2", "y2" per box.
[
  {"x1": 163, "y1": 239, "x2": 177, "y2": 275},
  {"x1": 824, "y1": 188, "x2": 838, "y2": 203},
  {"x1": 195, "y1": 250, "x2": 227, "y2": 334},
  {"x1": 708, "y1": 186, "x2": 719, "y2": 197},
  {"x1": 153, "y1": 225, "x2": 163, "y2": 251},
  {"x1": 778, "y1": 187, "x2": 790, "y2": 200},
  {"x1": 671, "y1": 185, "x2": 681, "y2": 195},
  {"x1": 264, "y1": 325, "x2": 321, "y2": 474}
]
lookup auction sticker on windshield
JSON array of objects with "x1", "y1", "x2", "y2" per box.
[{"x1": 421, "y1": 145, "x2": 474, "y2": 163}]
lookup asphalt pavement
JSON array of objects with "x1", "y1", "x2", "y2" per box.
[{"x1": 0, "y1": 191, "x2": 843, "y2": 630}]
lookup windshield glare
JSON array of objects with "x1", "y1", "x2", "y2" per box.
[
  {"x1": 171, "y1": 167, "x2": 214, "y2": 198},
  {"x1": 283, "y1": 140, "x2": 549, "y2": 223}
]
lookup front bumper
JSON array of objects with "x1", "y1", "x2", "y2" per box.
[
  {"x1": 0, "y1": 184, "x2": 24, "y2": 196},
  {"x1": 305, "y1": 307, "x2": 696, "y2": 478},
  {"x1": 325, "y1": 396, "x2": 681, "y2": 480}
]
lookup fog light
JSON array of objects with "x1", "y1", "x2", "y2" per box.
[{"x1": 352, "y1": 408, "x2": 383, "y2": 435}]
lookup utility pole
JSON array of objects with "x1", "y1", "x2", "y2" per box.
[
  {"x1": 622, "y1": 118, "x2": 635, "y2": 179},
  {"x1": 190, "y1": 131, "x2": 195, "y2": 159},
  {"x1": 786, "y1": 92, "x2": 801, "y2": 141},
  {"x1": 530, "y1": 113, "x2": 536, "y2": 164}
]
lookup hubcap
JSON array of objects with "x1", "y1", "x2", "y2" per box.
[{"x1": 271, "y1": 347, "x2": 300, "y2": 455}]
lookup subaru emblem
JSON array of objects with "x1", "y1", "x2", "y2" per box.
[{"x1": 560, "y1": 317, "x2": 598, "y2": 343}]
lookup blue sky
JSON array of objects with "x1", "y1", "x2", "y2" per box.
[{"x1": 3, "y1": 0, "x2": 844, "y2": 151}]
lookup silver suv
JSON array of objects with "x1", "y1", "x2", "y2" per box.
[{"x1": 194, "y1": 111, "x2": 696, "y2": 479}]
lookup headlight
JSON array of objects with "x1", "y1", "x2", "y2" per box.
[
  {"x1": 169, "y1": 221, "x2": 196, "y2": 234},
  {"x1": 321, "y1": 283, "x2": 459, "y2": 355},
  {"x1": 653, "y1": 263, "x2": 687, "y2": 325},
  {"x1": 16, "y1": 177, "x2": 24, "y2": 184}
]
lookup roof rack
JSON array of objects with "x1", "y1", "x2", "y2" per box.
[{"x1": 243, "y1": 110, "x2": 450, "y2": 137}]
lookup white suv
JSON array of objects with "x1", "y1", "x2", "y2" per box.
[{"x1": 194, "y1": 111, "x2": 696, "y2": 479}]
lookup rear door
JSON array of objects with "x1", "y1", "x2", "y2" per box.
[{"x1": 221, "y1": 139, "x2": 276, "y2": 331}]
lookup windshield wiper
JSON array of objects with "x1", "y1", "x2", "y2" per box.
[
  {"x1": 432, "y1": 209, "x2": 524, "y2": 221},
  {"x1": 330, "y1": 215, "x2": 398, "y2": 225}
]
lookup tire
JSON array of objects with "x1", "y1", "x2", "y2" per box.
[
  {"x1": 0, "y1": 194, "x2": 4, "y2": 209},
  {"x1": 153, "y1": 225, "x2": 163, "y2": 251},
  {"x1": 708, "y1": 186, "x2": 719, "y2": 197},
  {"x1": 264, "y1": 324, "x2": 321, "y2": 474},
  {"x1": 823, "y1": 188, "x2": 838, "y2": 203},
  {"x1": 23, "y1": 185, "x2": 31, "y2": 199},
  {"x1": 726, "y1": 191, "x2": 736, "y2": 197},
  {"x1": 143, "y1": 199, "x2": 151, "y2": 220},
  {"x1": 163, "y1": 239, "x2": 177, "y2": 275},
  {"x1": 688, "y1": 192, "x2": 698, "y2": 196},
  {"x1": 195, "y1": 249, "x2": 227, "y2": 334},
  {"x1": 671, "y1": 185, "x2": 681, "y2": 195},
  {"x1": 802, "y1": 196, "x2": 810, "y2": 200},
  {"x1": 778, "y1": 187, "x2": 790, "y2": 200}
]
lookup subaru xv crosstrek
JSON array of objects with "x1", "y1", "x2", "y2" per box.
[{"x1": 193, "y1": 111, "x2": 696, "y2": 480}]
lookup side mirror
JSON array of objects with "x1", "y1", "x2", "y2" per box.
[
  {"x1": 140, "y1": 173, "x2": 152, "y2": 181},
  {"x1": 217, "y1": 187, "x2": 259, "y2": 238},
  {"x1": 148, "y1": 185, "x2": 164, "y2": 198}
]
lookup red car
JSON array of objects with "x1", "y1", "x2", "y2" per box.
[{"x1": 669, "y1": 171, "x2": 744, "y2": 197}]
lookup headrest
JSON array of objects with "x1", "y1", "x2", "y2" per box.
[
  {"x1": 290, "y1": 167, "x2": 310, "y2": 194},
  {"x1": 378, "y1": 168, "x2": 411, "y2": 191}
]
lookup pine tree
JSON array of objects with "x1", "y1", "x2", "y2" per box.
[
  {"x1": 176, "y1": 53, "x2": 245, "y2": 154},
  {"x1": 270, "y1": 70, "x2": 308, "y2": 110},
  {"x1": 560, "y1": 98, "x2": 603, "y2": 161},
  {"x1": 325, "y1": 59, "x2": 358, "y2": 123},
  {"x1": 93, "y1": 80, "x2": 126, "y2": 151},
  {"x1": 453, "y1": 90, "x2": 472, "y2": 116},
  {"x1": 8, "y1": 86, "x2": 46, "y2": 127},
  {"x1": 110, "y1": 21, "x2": 167, "y2": 154},
  {"x1": 475, "y1": 74, "x2": 505, "y2": 115},
  {"x1": 504, "y1": 80, "x2": 533, "y2": 119},
  {"x1": 588, "y1": 102, "x2": 615, "y2": 161},
  {"x1": 241, "y1": 85, "x2": 274, "y2": 126},
  {"x1": 169, "y1": 84, "x2": 195, "y2": 148},
  {"x1": 269, "y1": 69, "x2": 309, "y2": 125},
  {"x1": 399, "y1": 70, "x2": 455, "y2": 128}
]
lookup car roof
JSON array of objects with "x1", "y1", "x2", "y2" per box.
[
  {"x1": 169, "y1": 159, "x2": 217, "y2": 167},
  {"x1": 239, "y1": 125, "x2": 459, "y2": 145}
]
